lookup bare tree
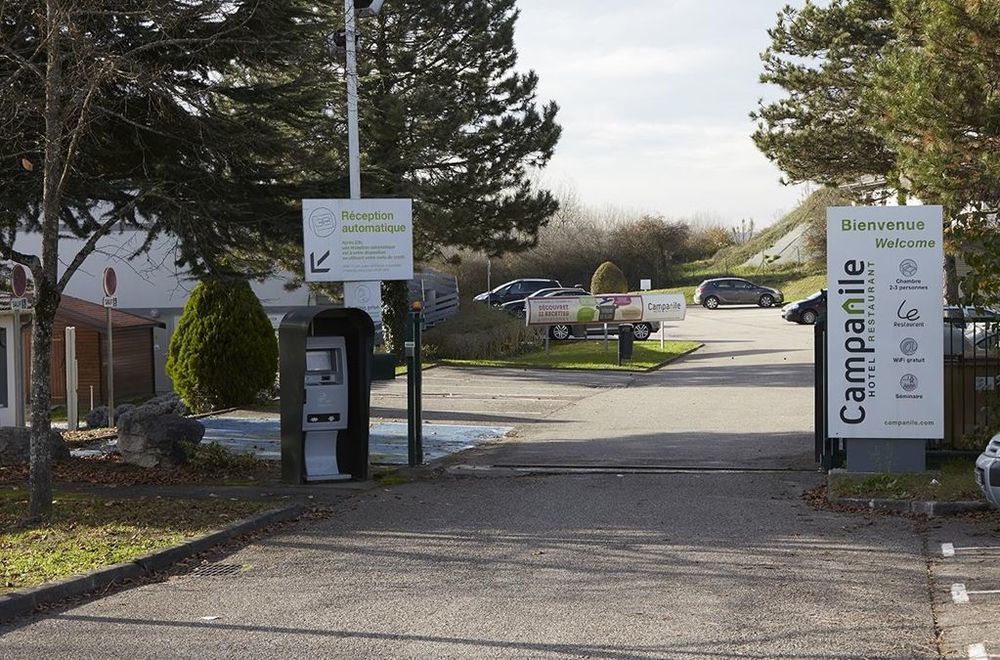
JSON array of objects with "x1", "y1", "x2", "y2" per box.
[{"x1": 0, "y1": 0, "x2": 334, "y2": 519}]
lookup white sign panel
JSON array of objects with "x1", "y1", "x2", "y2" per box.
[
  {"x1": 344, "y1": 280, "x2": 383, "y2": 328},
  {"x1": 302, "y1": 198, "x2": 413, "y2": 282},
  {"x1": 827, "y1": 205, "x2": 943, "y2": 439},
  {"x1": 525, "y1": 293, "x2": 685, "y2": 325}
]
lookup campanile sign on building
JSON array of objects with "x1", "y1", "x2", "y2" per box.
[{"x1": 827, "y1": 205, "x2": 943, "y2": 442}]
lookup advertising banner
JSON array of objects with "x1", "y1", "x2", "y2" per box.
[
  {"x1": 526, "y1": 293, "x2": 685, "y2": 326},
  {"x1": 302, "y1": 199, "x2": 413, "y2": 282},
  {"x1": 826, "y1": 205, "x2": 943, "y2": 439}
]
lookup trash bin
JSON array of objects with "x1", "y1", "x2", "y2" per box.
[{"x1": 618, "y1": 324, "x2": 634, "y2": 365}]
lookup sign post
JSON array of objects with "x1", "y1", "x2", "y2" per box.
[
  {"x1": 102, "y1": 267, "x2": 118, "y2": 428},
  {"x1": 10, "y1": 264, "x2": 28, "y2": 427},
  {"x1": 826, "y1": 206, "x2": 943, "y2": 472}
]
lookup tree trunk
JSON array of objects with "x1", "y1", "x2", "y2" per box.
[
  {"x1": 28, "y1": 282, "x2": 60, "y2": 519},
  {"x1": 30, "y1": 0, "x2": 65, "y2": 519},
  {"x1": 381, "y1": 279, "x2": 408, "y2": 358},
  {"x1": 944, "y1": 253, "x2": 960, "y2": 304}
]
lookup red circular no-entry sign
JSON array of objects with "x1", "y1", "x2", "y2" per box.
[
  {"x1": 103, "y1": 267, "x2": 118, "y2": 297},
  {"x1": 11, "y1": 264, "x2": 27, "y2": 298}
]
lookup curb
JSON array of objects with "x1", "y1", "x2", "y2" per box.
[
  {"x1": 827, "y1": 496, "x2": 991, "y2": 517},
  {"x1": 0, "y1": 504, "x2": 305, "y2": 624}
]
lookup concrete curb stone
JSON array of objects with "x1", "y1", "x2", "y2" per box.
[
  {"x1": 0, "y1": 504, "x2": 305, "y2": 624},
  {"x1": 827, "y1": 495, "x2": 991, "y2": 517}
]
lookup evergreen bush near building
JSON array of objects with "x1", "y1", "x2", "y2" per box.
[
  {"x1": 590, "y1": 261, "x2": 628, "y2": 294},
  {"x1": 166, "y1": 280, "x2": 278, "y2": 413}
]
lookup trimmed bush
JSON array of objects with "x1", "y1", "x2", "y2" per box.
[
  {"x1": 424, "y1": 302, "x2": 539, "y2": 360},
  {"x1": 590, "y1": 261, "x2": 628, "y2": 294},
  {"x1": 166, "y1": 279, "x2": 278, "y2": 413}
]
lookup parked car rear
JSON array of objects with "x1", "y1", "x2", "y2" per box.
[
  {"x1": 473, "y1": 278, "x2": 561, "y2": 306},
  {"x1": 782, "y1": 290, "x2": 826, "y2": 324},
  {"x1": 693, "y1": 278, "x2": 783, "y2": 309}
]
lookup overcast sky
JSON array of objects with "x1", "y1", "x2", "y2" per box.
[{"x1": 514, "y1": 0, "x2": 810, "y2": 228}]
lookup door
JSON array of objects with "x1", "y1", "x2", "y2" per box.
[
  {"x1": 714, "y1": 280, "x2": 736, "y2": 304},
  {"x1": 734, "y1": 280, "x2": 756, "y2": 304}
]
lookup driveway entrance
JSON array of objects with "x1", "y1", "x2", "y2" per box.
[{"x1": 374, "y1": 306, "x2": 816, "y2": 471}]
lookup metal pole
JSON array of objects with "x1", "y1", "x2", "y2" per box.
[
  {"x1": 65, "y1": 326, "x2": 78, "y2": 430},
  {"x1": 345, "y1": 0, "x2": 361, "y2": 201},
  {"x1": 106, "y1": 306, "x2": 114, "y2": 428},
  {"x1": 405, "y1": 307, "x2": 423, "y2": 466},
  {"x1": 13, "y1": 308, "x2": 23, "y2": 426},
  {"x1": 413, "y1": 309, "x2": 423, "y2": 462}
]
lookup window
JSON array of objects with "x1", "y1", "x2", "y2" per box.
[{"x1": 714, "y1": 281, "x2": 732, "y2": 289}]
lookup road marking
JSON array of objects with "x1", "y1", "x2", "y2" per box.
[
  {"x1": 951, "y1": 583, "x2": 1000, "y2": 604},
  {"x1": 943, "y1": 542, "x2": 955, "y2": 557},
  {"x1": 968, "y1": 643, "x2": 987, "y2": 660}
]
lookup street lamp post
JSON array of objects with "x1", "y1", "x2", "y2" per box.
[{"x1": 344, "y1": 0, "x2": 362, "y2": 201}]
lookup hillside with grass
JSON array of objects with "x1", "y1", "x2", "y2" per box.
[{"x1": 649, "y1": 187, "x2": 848, "y2": 303}]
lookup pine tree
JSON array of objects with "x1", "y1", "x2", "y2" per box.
[{"x1": 335, "y1": 1, "x2": 561, "y2": 353}]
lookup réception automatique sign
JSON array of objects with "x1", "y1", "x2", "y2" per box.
[
  {"x1": 826, "y1": 205, "x2": 943, "y2": 439},
  {"x1": 526, "y1": 293, "x2": 685, "y2": 326},
  {"x1": 302, "y1": 198, "x2": 414, "y2": 282}
]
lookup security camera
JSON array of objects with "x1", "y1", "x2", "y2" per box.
[{"x1": 354, "y1": 0, "x2": 385, "y2": 17}]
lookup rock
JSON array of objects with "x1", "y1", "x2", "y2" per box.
[
  {"x1": 0, "y1": 427, "x2": 69, "y2": 466},
  {"x1": 116, "y1": 404, "x2": 204, "y2": 468},
  {"x1": 114, "y1": 403, "x2": 136, "y2": 420},
  {"x1": 85, "y1": 406, "x2": 108, "y2": 429}
]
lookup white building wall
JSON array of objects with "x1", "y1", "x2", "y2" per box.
[{"x1": 13, "y1": 229, "x2": 313, "y2": 394}]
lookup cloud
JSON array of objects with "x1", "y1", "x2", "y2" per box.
[{"x1": 540, "y1": 46, "x2": 720, "y2": 79}]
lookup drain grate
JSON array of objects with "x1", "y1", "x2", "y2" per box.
[{"x1": 188, "y1": 563, "x2": 245, "y2": 578}]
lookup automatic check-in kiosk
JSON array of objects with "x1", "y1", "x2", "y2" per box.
[{"x1": 280, "y1": 308, "x2": 374, "y2": 483}]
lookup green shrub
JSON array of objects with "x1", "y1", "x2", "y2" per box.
[
  {"x1": 590, "y1": 261, "x2": 628, "y2": 294},
  {"x1": 424, "y1": 302, "x2": 539, "y2": 360},
  {"x1": 166, "y1": 279, "x2": 278, "y2": 412},
  {"x1": 179, "y1": 441, "x2": 264, "y2": 474}
]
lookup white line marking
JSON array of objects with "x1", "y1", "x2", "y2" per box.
[
  {"x1": 969, "y1": 642, "x2": 987, "y2": 660},
  {"x1": 953, "y1": 583, "x2": 970, "y2": 604},
  {"x1": 968, "y1": 589, "x2": 1000, "y2": 596},
  {"x1": 943, "y1": 542, "x2": 955, "y2": 557}
]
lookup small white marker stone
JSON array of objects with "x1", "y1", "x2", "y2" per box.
[
  {"x1": 968, "y1": 642, "x2": 987, "y2": 660},
  {"x1": 952, "y1": 583, "x2": 970, "y2": 604},
  {"x1": 942, "y1": 542, "x2": 956, "y2": 558}
]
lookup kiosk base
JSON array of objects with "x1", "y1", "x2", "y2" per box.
[{"x1": 304, "y1": 431, "x2": 352, "y2": 482}]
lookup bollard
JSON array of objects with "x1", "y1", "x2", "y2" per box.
[{"x1": 406, "y1": 302, "x2": 424, "y2": 466}]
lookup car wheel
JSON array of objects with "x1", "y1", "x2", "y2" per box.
[
  {"x1": 703, "y1": 296, "x2": 719, "y2": 310},
  {"x1": 632, "y1": 323, "x2": 652, "y2": 340},
  {"x1": 800, "y1": 309, "x2": 817, "y2": 325},
  {"x1": 549, "y1": 324, "x2": 572, "y2": 340},
  {"x1": 758, "y1": 294, "x2": 774, "y2": 308}
]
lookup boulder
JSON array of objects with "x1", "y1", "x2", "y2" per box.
[
  {"x1": 116, "y1": 404, "x2": 204, "y2": 469},
  {"x1": 0, "y1": 427, "x2": 69, "y2": 466},
  {"x1": 85, "y1": 406, "x2": 108, "y2": 429}
]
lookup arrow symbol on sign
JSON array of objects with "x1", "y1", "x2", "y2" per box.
[{"x1": 310, "y1": 251, "x2": 331, "y2": 273}]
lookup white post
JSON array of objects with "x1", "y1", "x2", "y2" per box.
[
  {"x1": 106, "y1": 307, "x2": 114, "y2": 428},
  {"x1": 660, "y1": 322, "x2": 665, "y2": 350},
  {"x1": 65, "y1": 326, "x2": 78, "y2": 430},
  {"x1": 12, "y1": 309, "x2": 23, "y2": 426},
  {"x1": 345, "y1": 0, "x2": 361, "y2": 201}
]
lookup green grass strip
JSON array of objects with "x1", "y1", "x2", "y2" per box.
[
  {"x1": 1, "y1": 489, "x2": 267, "y2": 592},
  {"x1": 438, "y1": 340, "x2": 701, "y2": 372}
]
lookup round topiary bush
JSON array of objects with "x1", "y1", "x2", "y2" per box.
[
  {"x1": 166, "y1": 279, "x2": 278, "y2": 413},
  {"x1": 590, "y1": 261, "x2": 629, "y2": 294}
]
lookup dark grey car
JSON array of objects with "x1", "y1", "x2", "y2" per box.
[{"x1": 692, "y1": 278, "x2": 784, "y2": 309}]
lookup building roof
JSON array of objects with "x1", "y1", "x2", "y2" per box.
[{"x1": 0, "y1": 293, "x2": 165, "y2": 331}]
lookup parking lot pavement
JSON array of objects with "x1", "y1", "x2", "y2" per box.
[
  {"x1": 461, "y1": 306, "x2": 818, "y2": 470},
  {"x1": 924, "y1": 515, "x2": 1000, "y2": 658},
  {"x1": 0, "y1": 472, "x2": 939, "y2": 658},
  {"x1": 370, "y1": 366, "x2": 635, "y2": 427}
]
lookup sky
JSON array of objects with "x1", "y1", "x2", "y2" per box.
[{"x1": 514, "y1": 0, "x2": 810, "y2": 228}]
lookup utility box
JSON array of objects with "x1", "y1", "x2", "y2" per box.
[
  {"x1": 279, "y1": 307, "x2": 374, "y2": 483},
  {"x1": 618, "y1": 324, "x2": 634, "y2": 364}
]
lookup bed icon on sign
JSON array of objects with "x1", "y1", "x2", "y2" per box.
[{"x1": 309, "y1": 207, "x2": 338, "y2": 237}]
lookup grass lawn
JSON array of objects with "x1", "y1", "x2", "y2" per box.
[
  {"x1": 827, "y1": 460, "x2": 984, "y2": 502},
  {"x1": 0, "y1": 489, "x2": 269, "y2": 592},
  {"x1": 438, "y1": 339, "x2": 701, "y2": 372}
]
